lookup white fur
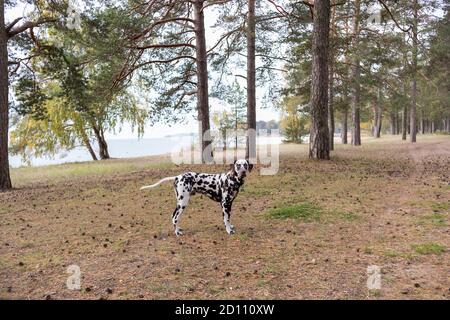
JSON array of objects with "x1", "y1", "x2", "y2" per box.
[{"x1": 140, "y1": 176, "x2": 177, "y2": 190}]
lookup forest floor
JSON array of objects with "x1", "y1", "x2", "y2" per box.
[{"x1": 0, "y1": 135, "x2": 449, "y2": 300}]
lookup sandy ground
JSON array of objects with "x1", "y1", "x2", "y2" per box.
[{"x1": 0, "y1": 135, "x2": 449, "y2": 299}]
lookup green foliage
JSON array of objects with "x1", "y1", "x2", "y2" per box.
[
  {"x1": 13, "y1": 75, "x2": 48, "y2": 120},
  {"x1": 11, "y1": 3, "x2": 147, "y2": 160},
  {"x1": 212, "y1": 110, "x2": 235, "y2": 148},
  {"x1": 10, "y1": 94, "x2": 80, "y2": 164},
  {"x1": 280, "y1": 95, "x2": 309, "y2": 143},
  {"x1": 212, "y1": 81, "x2": 247, "y2": 148}
]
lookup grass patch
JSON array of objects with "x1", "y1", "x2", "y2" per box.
[
  {"x1": 408, "y1": 200, "x2": 450, "y2": 212},
  {"x1": 242, "y1": 185, "x2": 274, "y2": 197},
  {"x1": 383, "y1": 250, "x2": 417, "y2": 260},
  {"x1": 411, "y1": 242, "x2": 446, "y2": 255},
  {"x1": 417, "y1": 213, "x2": 447, "y2": 227},
  {"x1": 336, "y1": 211, "x2": 359, "y2": 221},
  {"x1": 363, "y1": 246, "x2": 374, "y2": 255},
  {"x1": 431, "y1": 202, "x2": 450, "y2": 212},
  {"x1": 368, "y1": 289, "x2": 381, "y2": 297},
  {"x1": 267, "y1": 202, "x2": 323, "y2": 221},
  {"x1": 384, "y1": 250, "x2": 398, "y2": 257}
]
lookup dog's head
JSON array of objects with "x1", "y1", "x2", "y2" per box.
[{"x1": 230, "y1": 159, "x2": 253, "y2": 179}]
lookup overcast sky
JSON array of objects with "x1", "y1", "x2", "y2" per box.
[{"x1": 6, "y1": 1, "x2": 281, "y2": 139}]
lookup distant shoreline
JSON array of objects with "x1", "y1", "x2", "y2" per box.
[{"x1": 9, "y1": 135, "x2": 282, "y2": 168}]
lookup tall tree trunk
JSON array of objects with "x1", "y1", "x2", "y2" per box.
[
  {"x1": 350, "y1": 0, "x2": 361, "y2": 146},
  {"x1": 420, "y1": 111, "x2": 424, "y2": 134},
  {"x1": 328, "y1": 65, "x2": 335, "y2": 149},
  {"x1": 375, "y1": 88, "x2": 382, "y2": 138},
  {"x1": 402, "y1": 105, "x2": 407, "y2": 140},
  {"x1": 372, "y1": 98, "x2": 377, "y2": 137},
  {"x1": 309, "y1": 0, "x2": 330, "y2": 160},
  {"x1": 376, "y1": 112, "x2": 382, "y2": 138},
  {"x1": 79, "y1": 129, "x2": 98, "y2": 161},
  {"x1": 92, "y1": 125, "x2": 110, "y2": 160},
  {"x1": 390, "y1": 112, "x2": 396, "y2": 135},
  {"x1": 194, "y1": 0, "x2": 212, "y2": 163},
  {"x1": 396, "y1": 113, "x2": 399, "y2": 134},
  {"x1": 410, "y1": 0, "x2": 418, "y2": 143},
  {"x1": 342, "y1": 107, "x2": 348, "y2": 144},
  {"x1": 407, "y1": 110, "x2": 410, "y2": 134},
  {"x1": 246, "y1": 0, "x2": 256, "y2": 161},
  {"x1": 328, "y1": 5, "x2": 336, "y2": 151},
  {"x1": 0, "y1": 1, "x2": 12, "y2": 190}
]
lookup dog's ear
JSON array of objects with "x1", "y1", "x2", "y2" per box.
[
  {"x1": 229, "y1": 162, "x2": 236, "y2": 176},
  {"x1": 246, "y1": 159, "x2": 253, "y2": 172}
]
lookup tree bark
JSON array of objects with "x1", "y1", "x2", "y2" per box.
[
  {"x1": 309, "y1": 0, "x2": 330, "y2": 160},
  {"x1": 376, "y1": 88, "x2": 383, "y2": 138},
  {"x1": 390, "y1": 112, "x2": 396, "y2": 135},
  {"x1": 420, "y1": 111, "x2": 424, "y2": 134},
  {"x1": 396, "y1": 113, "x2": 399, "y2": 134},
  {"x1": 374, "y1": 88, "x2": 382, "y2": 138},
  {"x1": 342, "y1": 107, "x2": 348, "y2": 144},
  {"x1": 194, "y1": 0, "x2": 213, "y2": 163},
  {"x1": 80, "y1": 130, "x2": 98, "y2": 161},
  {"x1": 410, "y1": 0, "x2": 418, "y2": 143},
  {"x1": 93, "y1": 125, "x2": 110, "y2": 160},
  {"x1": 402, "y1": 104, "x2": 407, "y2": 140},
  {"x1": 0, "y1": 1, "x2": 12, "y2": 190},
  {"x1": 328, "y1": 5, "x2": 336, "y2": 151},
  {"x1": 350, "y1": 0, "x2": 361, "y2": 146},
  {"x1": 246, "y1": 0, "x2": 256, "y2": 161}
]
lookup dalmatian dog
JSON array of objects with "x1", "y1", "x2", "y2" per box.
[{"x1": 140, "y1": 159, "x2": 253, "y2": 236}]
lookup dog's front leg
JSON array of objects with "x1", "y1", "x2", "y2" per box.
[{"x1": 221, "y1": 200, "x2": 235, "y2": 235}]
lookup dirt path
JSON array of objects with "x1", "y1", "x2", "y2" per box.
[{"x1": 0, "y1": 136, "x2": 449, "y2": 299}]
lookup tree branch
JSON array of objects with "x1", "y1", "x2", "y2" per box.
[
  {"x1": 133, "y1": 55, "x2": 196, "y2": 70},
  {"x1": 377, "y1": 0, "x2": 412, "y2": 33},
  {"x1": 206, "y1": 25, "x2": 243, "y2": 55},
  {"x1": 130, "y1": 17, "x2": 195, "y2": 40},
  {"x1": 7, "y1": 18, "x2": 57, "y2": 39},
  {"x1": 5, "y1": 17, "x2": 23, "y2": 32},
  {"x1": 126, "y1": 43, "x2": 196, "y2": 50},
  {"x1": 202, "y1": 0, "x2": 233, "y2": 11}
]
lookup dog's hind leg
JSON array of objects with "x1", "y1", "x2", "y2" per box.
[{"x1": 172, "y1": 187, "x2": 190, "y2": 236}]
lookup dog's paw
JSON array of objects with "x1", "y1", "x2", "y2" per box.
[
  {"x1": 175, "y1": 228, "x2": 183, "y2": 236},
  {"x1": 226, "y1": 228, "x2": 235, "y2": 235}
]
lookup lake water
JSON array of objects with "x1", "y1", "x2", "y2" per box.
[{"x1": 9, "y1": 135, "x2": 283, "y2": 168}]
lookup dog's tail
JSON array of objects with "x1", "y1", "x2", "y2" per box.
[{"x1": 140, "y1": 176, "x2": 177, "y2": 190}]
